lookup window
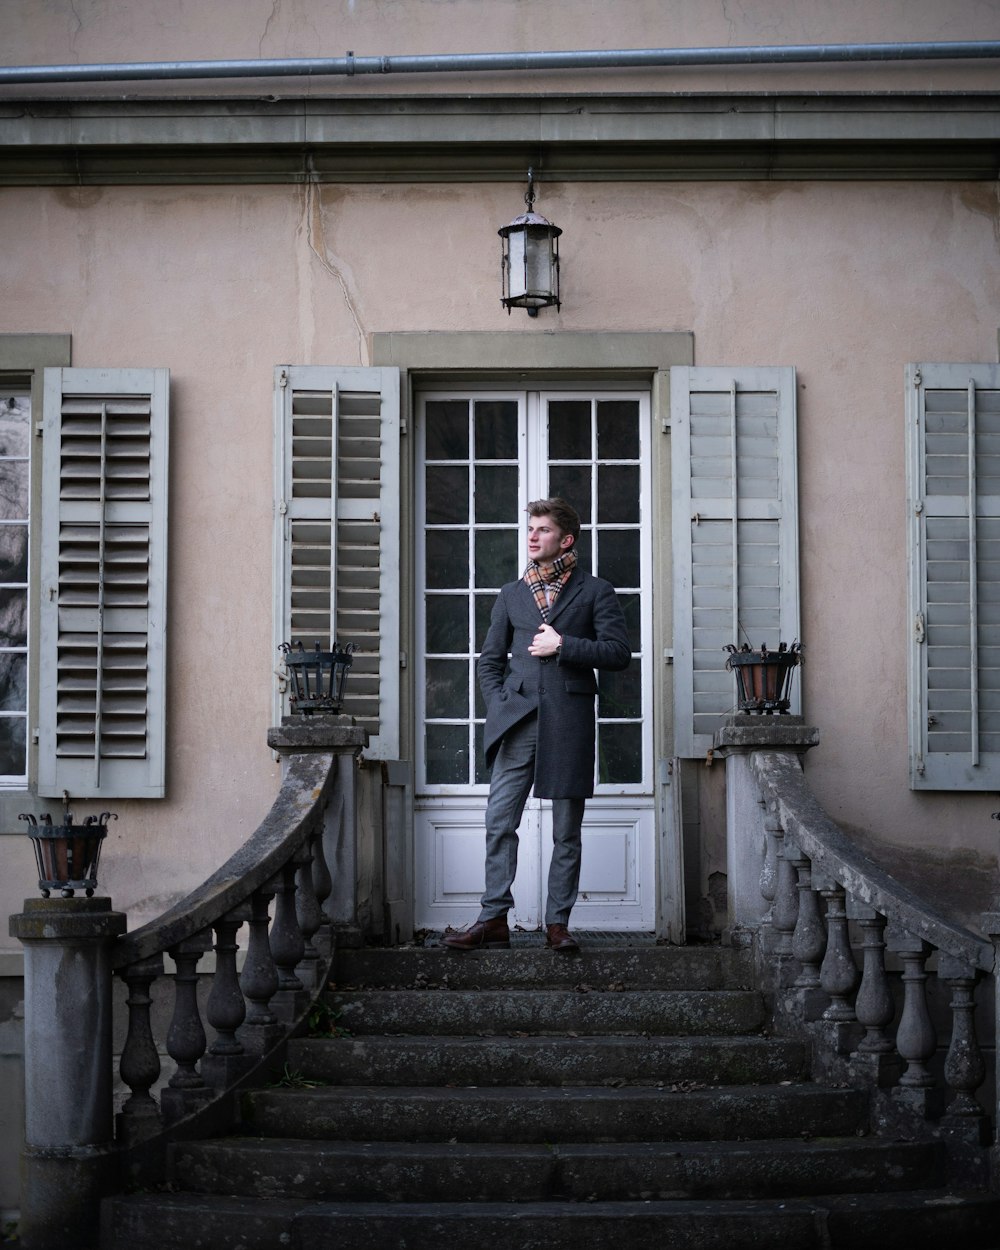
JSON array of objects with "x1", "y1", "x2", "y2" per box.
[
  {"x1": 0, "y1": 385, "x2": 31, "y2": 786},
  {"x1": 906, "y1": 363, "x2": 1000, "y2": 789}
]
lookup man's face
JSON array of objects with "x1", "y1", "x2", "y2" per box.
[{"x1": 527, "y1": 514, "x2": 574, "y2": 564}]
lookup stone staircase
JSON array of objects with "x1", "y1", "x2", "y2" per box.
[{"x1": 103, "y1": 940, "x2": 1000, "y2": 1249}]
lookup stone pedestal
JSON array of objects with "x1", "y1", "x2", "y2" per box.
[
  {"x1": 712, "y1": 715, "x2": 819, "y2": 945},
  {"x1": 9, "y1": 896, "x2": 126, "y2": 1250},
  {"x1": 267, "y1": 715, "x2": 368, "y2": 945}
]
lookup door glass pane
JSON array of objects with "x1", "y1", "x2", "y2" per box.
[
  {"x1": 426, "y1": 723, "x2": 469, "y2": 785},
  {"x1": 597, "y1": 465, "x2": 640, "y2": 524},
  {"x1": 475, "y1": 529, "x2": 517, "y2": 589},
  {"x1": 426, "y1": 658, "x2": 469, "y2": 719},
  {"x1": 598, "y1": 529, "x2": 640, "y2": 589},
  {"x1": 475, "y1": 595, "x2": 496, "y2": 650},
  {"x1": 426, "y1": 530, "x2": 469, "y2": 589},
  {"x1": 426, "y1": 596, "x2": 469, "y2": 653},
  {"x1": 426, "y1": 466, "x2": 468, "y2": 524},
  {"x1": 598, "y1": 722, "x2": 643, "y2": 784},
  {"x1": 597, "y1": 400, "x2": 640, "y2": 458},
  {"x1": 425, "y1": 400, "x2": 469, "y2": 459},
  {"x1": 548, "y1": 464, "x2": 591, "y2": 514},
  {"x1": 474, "y1": 400, "x2": 518, "y2": 459},
  {"x1": 475, "y1": 466, "x2": 517, "y2": 523},
  {"x1": 599, "y1": 666, "x2": 642, "y2": 718},
  {"x1": 547, "y1": 400, "x2": 591, "y2": 459},
  {"x1": 618, "y1": 593, "x2": 642, "y2": 652}
]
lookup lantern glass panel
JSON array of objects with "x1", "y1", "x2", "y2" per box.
[
  {"x1": 507, "y1": 230, "x2": 527, "y2": 300},
  {"x1": 525, "y1": 229, "x2": 552, "y2": 297}
]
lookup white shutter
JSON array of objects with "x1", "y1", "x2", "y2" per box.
[
  {"x1": 38, "y1": 367, "x2": 169, "y2": 798},
  {"x1": 671, "y1": 366, "x2": 800, "y2": 757},
  {"x1": 907, "y1": 363, "x2": 1000, "y2": 789},
  {"x1": 273, "y1": 366, "x2": 401, "y2": 760}
]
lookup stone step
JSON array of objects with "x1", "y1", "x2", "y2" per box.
[
  {"x1": 170, "y1": 1136, "x2": 945, "y2": 1203},
  {"x1": 324, "y1": 987, "x2": 766, "y2": 1036},
  {"x1": 242, "y1": 1083, "x2": 870, "y2": 1144},
  {"x1": 334, "y1": 944, "x2": 752, "y2": 991},
  {"x1": 287, "y1": 1032, "x2": 808, "y2": 1087},
  {"x1": 103, "y1": 1190, "x2": 1000, "y2": 1250}
]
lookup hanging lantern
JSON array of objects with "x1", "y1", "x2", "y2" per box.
[{"x1": 499, "y1": 168, "x2": 561, "y2": 316}]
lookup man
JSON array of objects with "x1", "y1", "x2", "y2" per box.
[{"x1": 444, "y1": 498, "x2": 631, "y2": 953}]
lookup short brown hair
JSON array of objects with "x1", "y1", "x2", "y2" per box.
[{"x1": 526, "y1": 497, "x2": 580, "y2": 545}]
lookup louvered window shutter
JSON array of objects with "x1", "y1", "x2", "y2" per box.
[
  {"x1": 671, "y1": 366, "x2": 800, "y2": 757},
  {"x1": 274, "y1": 366, "x2": 401, "y2": 760},
  {"x1": 907, "y1": 363, "x2": 1000, "y2": 789},
  {"x1": 38, "y1": 367, "x2": 169, "y2": 798}
]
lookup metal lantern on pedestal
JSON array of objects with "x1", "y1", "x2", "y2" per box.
[
  {"x1": 280, "y1": 640, "x2": 356, "y2": 715},
  {"x1": 499, "y1": 168, "x2": 561, "y2": 316},
  {"x1": 20, "y1": 806, "x2": 116, "y2": 898}
]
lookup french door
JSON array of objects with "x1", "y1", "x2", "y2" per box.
[{"x1": 413, "y1": 388, "x2": 655, "y2": 930}]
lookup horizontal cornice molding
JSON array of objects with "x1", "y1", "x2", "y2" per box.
[{"x1": 1, "y1": 92, "x2": 998, "y2": 183}]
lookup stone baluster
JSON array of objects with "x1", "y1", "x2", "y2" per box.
[
  {"x1": 310, "y1": 821, "x2": 334, "y2": 959},
  {"x1": 848, "y1": 905, "x2": 901, "y2": 1089},
  {"x1": 983, "y1": 910, "x2": 1000, "y2": 1157},
  {"x1": 790, "y1": 848, "x2": 826, "y2": 989},
  {"x1": 239, "y1": 881, "x2": 283, "y2": 1055},
  {"x1": 893, "y1": 934, "x2": 937, "y2": 1092},
  {"x1": 770, "y1": 814, "x2": 798, "y2": 958},
  {"x1": 116, "y1": 954, "x2": 164, "y2": 1145},
  {"x1": 202, "y1": 902, "x2": 253, "y2": 1088},
  {"x1": 853, "y1": 908, "x2": 895, "y2": 1053},
  {"x1": 270, "y1": 856, "x2": 309, "y2": 1022},
  {"x1": 295, "y1": 839, "x2": 324, "y2": 990},
  {"x1": 939, "y1": 955, "x2": 987, "y2": 1124},
  {"x1": 819, "y1": 881, "x2": 859, "y2": 1023},
  {"x1": 759, "y1": 799, "x2": 779, "y2": 937},
  {"x1": 161, "y1": 930, "x2": 214, "y2": 1124}
]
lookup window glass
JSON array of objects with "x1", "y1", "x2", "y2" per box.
[{"x1": 0, "y1": 392, "x2": 30, "y2": 783}]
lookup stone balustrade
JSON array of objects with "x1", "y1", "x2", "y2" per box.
[
  {"x1": 716, "y1": 718, "x2": 998, "y2": 1187},
  {"x1": 10, "y1": 717, "x2": 366, "y2": 1249}
]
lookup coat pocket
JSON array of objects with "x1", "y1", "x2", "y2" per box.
[{"x1": 564, "y1": 677, "x2": 597, "y2": 696}]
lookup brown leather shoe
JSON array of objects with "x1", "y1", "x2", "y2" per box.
[
  {"x1": 442, "y1": 916, "x2": 510, "y2": 951},
  {"x1": 545, "y1": 923, "x2": 580, "y2": 952}
]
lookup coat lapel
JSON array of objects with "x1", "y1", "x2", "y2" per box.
[{"x1": 545, "y1": 567, "x2": 584, "y2": 627}]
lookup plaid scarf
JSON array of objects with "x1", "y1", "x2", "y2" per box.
[{"x1": 524, "y1": 549, "x2": 577, "y2": 621}]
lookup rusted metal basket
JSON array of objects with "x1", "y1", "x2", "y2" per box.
[
  {"x1": 20, "y1": 810, "x2": 116, "y2": 898},
  {"x1": 725, "y1": 642, "x2": 802, "y2": 714},
  {"x1": 279, "y1": 640, "x2": 356, "y2": 715}
]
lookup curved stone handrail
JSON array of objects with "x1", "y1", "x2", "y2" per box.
[
  {"x1": 752, "y1": 750, "x2": 994, "y2": 973},
  {"x1": 113, "y1": 749, "x2": 338, "y2": 969}
]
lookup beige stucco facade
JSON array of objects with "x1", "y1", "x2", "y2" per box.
[
  {"x1": 1, "y1": 0, "x2": 999, "y2": 925},
  {"x1": 2, "y1": 2, "x2": 1000, "y2": 1207}
]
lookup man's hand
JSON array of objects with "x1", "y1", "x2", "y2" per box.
[{"x1": 528, "y1": 623, "x2": 562, "y2": 658}]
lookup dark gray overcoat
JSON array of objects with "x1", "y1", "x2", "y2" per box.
[{"x1": 478, "y1": 567, "x2": 631, "y2": 798}]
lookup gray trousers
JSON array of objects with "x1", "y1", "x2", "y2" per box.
[{"x1": 478, "y1": 712, "x2": 586, "y2": 926}]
